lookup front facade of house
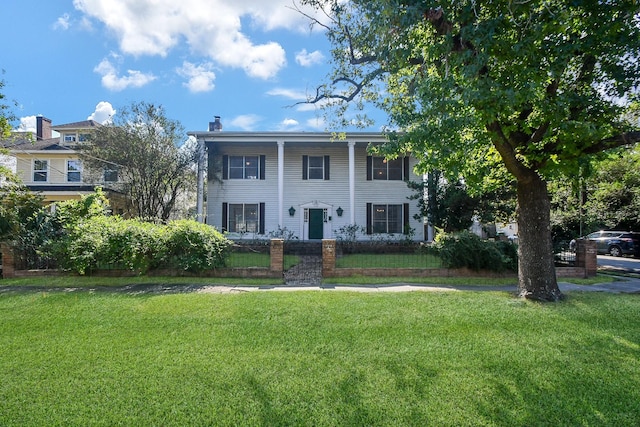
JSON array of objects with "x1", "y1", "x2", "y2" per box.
[
  {"x1": 3, "y1": 116, "x2": 127, "y2": 212},
  {"x1": 189, "y1": 129, "x2": 426, "y2": 241}
]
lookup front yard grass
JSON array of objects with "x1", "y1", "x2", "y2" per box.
[
  {"x1": 1, "y1": 290, "x2": 639, "y2": 426},
  {"x1": 336, "y1": 252, "x2": 443, "y2": 268}
]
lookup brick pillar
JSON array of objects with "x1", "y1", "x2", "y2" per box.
[
  {"x1": 576, "y1": 239, "x2": 597, "y2": 277},
  {"x1": 270, "y1": 239, "x2": 284, "y2": 273},
  {"x1": 322, "y1": 239, "x2": 336, "y2": 276},
  {"x1": 1, "y1": 243, "x2": 15, "y2": 279}
]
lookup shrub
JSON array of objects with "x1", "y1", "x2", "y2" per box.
[
  {"x1": 432, "y1": 231, "x2": 518, "y2": 272},
  {"x1": 161, "y1": 220, "x2": 232, "y2": 272},
  {"x1": 58, "y1": 217, "x2": 231, "y2": 275}
]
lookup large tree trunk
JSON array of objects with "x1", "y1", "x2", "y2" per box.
[{"x1": 516, "y1": 174, "x2": 564, "y2": 301}]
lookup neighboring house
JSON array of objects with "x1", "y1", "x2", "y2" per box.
[
  {"x1": 189, "y1": 123, "x2": 426, "y2": 241},
  {"x1": 1, "y1": 116, "x2": 127, "y2": 213}
]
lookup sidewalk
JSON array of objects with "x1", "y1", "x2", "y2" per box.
[{"x1": 198, "y1": 278, "x2": 640, "y2": 294}]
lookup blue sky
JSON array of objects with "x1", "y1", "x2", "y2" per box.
[{"x1": 2, "y1": 0, "x2": 386, "y2": 137}]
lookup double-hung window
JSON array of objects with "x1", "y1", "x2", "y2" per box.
[
  {"x1": 302, "y1": 155, "x2": 330, "y2": 180},
  {"x1": 67, "y1": 160, "x2": 82, "y2": 182},
  {"x1": 367, "y1": 156, "x2": 409, "y2": 181},
  {"x1": 222, "y1": 203, "x2": 266, "y2": 234},
  {"x1": 366, "y1": 203, "x2": 410, "y2": 235},
  {"x1": 103, "y1": 167, "x2": 118, "y2": 182},
  {"x1": 223, "y1": 155, "x2": 265, "y2": 180},
  {"x1": 33, "y1": 160, "x2": 48, "y2": 182}
]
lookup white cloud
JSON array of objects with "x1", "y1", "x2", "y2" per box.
[
  {"x1": 176, "y1": 61, "x2": 216, "y2": 93},
  {"x1": 266, "y1": 88, "x2": 307, "y2": 100},
  {"x1": 15, "y1": 116, "x2": 37, "y2": 133},
  {"x1": 306, "y1": 116, "x2": 325, "y2": 130},
  {"x1": 93, "y1": 57, "x2": 156, "y2": 91},
  {"x1": 72, "y1": 0, "x2": 317, "y2": 80},
  {"x1": 88, "y1": 101, "x2": 116, "y2": 124},
  {"x1": 229, "y1": 114, "x2": 262, "y2": 131},
  {"x1": 282, "y1": 118, "x2": 299, "y2": 127},
  {"x1": 53, "y1": 13, "x2": 71, "y2": 30},
  {"x1": 295, "y1": 49, "x2": 324, "y2": 67}
]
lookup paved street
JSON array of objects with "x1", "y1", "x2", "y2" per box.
[{"x1": 598, "y1": 255, "x2": 640, "y2": 274}]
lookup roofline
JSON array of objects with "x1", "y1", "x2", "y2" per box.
[{"x1": 186, "y1": 131, "x2": 390, "y2": 142}]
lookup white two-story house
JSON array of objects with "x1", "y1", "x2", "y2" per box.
[{"x1": 189, "y1": 123, "x2": 426, "y2": 241}]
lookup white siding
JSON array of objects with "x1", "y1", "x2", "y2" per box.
[{"x1": 205, "y1": 135, "x2": 424, "y2": 241}]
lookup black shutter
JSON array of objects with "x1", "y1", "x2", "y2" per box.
[
  {"x1": 366, "y1": 156, "x2": 372, "y2": 180},
  {"x1": 366, "y1": 203, "x2": 372, "y2": 235},
  {"x1": 403, "y1": 203, "x2": 410, "y2": 235},
  {"x1": 302, "y1": 155, "x2": 308, "y2": 180},
  {"x1": 403, "y1": 157, "x2": 410, "y2": 181},
  {"x1": 222, "y1": 155, "x2": 228, "y2": 180},
  {"x1": 222, "y1": 203, "x2": 228, "y2": 232},
  {"x1": 259, "y1": 203, "x2": 265, "y2": 235},
  {"x1": 324, "y1": 155, "x2": 330, "y2": 180},
  {"x1": 259, "y1": 155, "x2": 266, "y2": 180}
]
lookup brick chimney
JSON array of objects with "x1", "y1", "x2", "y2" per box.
[
  {"x1": 208, "y1": 115, "x2": 222, "y2": 132},
  {"x1": 36, "y1": 116, "x2": 52, "y2": 140}
]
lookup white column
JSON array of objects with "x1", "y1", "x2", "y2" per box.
[
  {"x1": 348, "y1": 141, "x2": 356, "y2": 225},
  {"x1": 277, "y1": 140, "x2": 285, "y2": 227},
  {"x1": 195, "y1": 138, "x2": 205, "y2": 223}
]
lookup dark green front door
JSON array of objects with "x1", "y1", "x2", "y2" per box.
[{"x1": 309, "y1": 209, "x2": 324, "y2": 240}]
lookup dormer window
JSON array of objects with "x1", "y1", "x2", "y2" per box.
[{"x1": 63, "y1": 133, "x2": 77, "y2": 143}]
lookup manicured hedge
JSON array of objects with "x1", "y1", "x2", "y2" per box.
[{"x1": 60, "y1": 217, "x2": 231, "y2": 275}]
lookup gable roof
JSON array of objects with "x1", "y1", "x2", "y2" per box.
[{"x1": 52, "y1": 120, "x2": 101, "y2": 131}]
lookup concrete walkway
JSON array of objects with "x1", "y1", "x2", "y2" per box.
[{"x1": 198, "y1": 278, "x2": 640, "y2": 294}]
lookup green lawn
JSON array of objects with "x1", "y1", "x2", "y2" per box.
[
  {"x1": 1, "y1": 290, "x2": 639, "y2": 426},
  {"x1": 336, "y1": 252, "x2": 443, "y2": 268},
  {"x1": 226, "y1": 252, "x2": 299, "y2": 269}
]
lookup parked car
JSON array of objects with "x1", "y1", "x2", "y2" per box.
[{"x1": 583, "y1": 230, "x2": 640, "y2": 257}]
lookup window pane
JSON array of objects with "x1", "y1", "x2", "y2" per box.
[
  {"x1": 34, "y1": 160, "x2": 47, "y2": 182},
  {"x1": 387, "y1": 205, "x2": 402, "y2": 233},
  {"x1": 244, "y1": 156, "x2": 258, "y2": 179},
  {"x1": 307, "y1": 156, "x2": 324, "y2": 179},
  {"x1": 244, "y1": 204, "x2": 258, "y2": 232},
  {"x1": 67, "y1": 160, "x2": 81, "y2": 172},
  {"x1": 308, "y1": 156, "x2": 324, "y2": 167},
  {"x1": 104, "y1": 169, "x2": 118, "y2": 182},
  {"x1": 372, "y1": 204, "x2": 387, "y2": 233},
  {"x1": 373, "y1": 157, "x2": 387, "y2": 180},
  {"x1": 229, "y1": 204, "x2": 244, "y2": 232},
  {"x1": 387, "y1": 158, "x2": 403, "y2": 180},
  {"x1": 34, "y1": 160, "x2": 47, "y2": 171}
]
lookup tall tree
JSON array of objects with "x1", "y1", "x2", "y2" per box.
[
  {"x1": 299, "y1": 0, "x2": 640, "y2": 300},
  {"x1": 80, "y1": 102, "x2": 197, "y2": 222},
  {"x1": 0, "y1": 73, "x2": 21, "y2": 184}
]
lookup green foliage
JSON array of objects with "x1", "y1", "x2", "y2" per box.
[
  {"x1": 0, "y1": 73, "x2": 17, "y2": 140},
  {"x1": 162, "y1": 220, "x2": 231, "y2": 271},
  {"x1": 432, "y1": 231, "x2": 518, "y2": 272},
  {"x1": 58, "y1": 216, "x2": 231, "y2": 275},
  {"x1": 79, "y1": 102, "x2": 197, "y2": 221},
  {"x1": 551, "y1": 146, "x2": 640, "y2": 243},
  {"x1": 0, "y1": 186, "x2": 44, "y2": 242}
]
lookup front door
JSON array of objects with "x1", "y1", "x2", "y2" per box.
[{"x1": 309, "y1": 209, "x2": 324, "y2": 240}]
